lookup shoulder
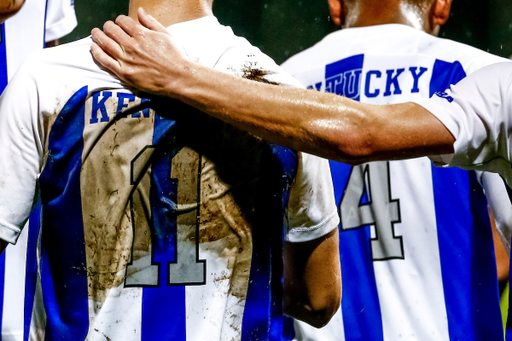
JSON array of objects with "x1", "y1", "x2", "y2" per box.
[{"x1": 211, "y1": 26, "x2": 304, "y2": 87}]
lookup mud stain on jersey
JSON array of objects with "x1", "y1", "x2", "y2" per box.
[
  {"x1": 80, "y1": 99, "x2": 155, "y2": 305},
  {"x1": 241, "y1": 62, "x2": 279, "y2": 85}
]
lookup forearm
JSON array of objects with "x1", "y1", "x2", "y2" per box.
[
  {"x1": 283, "y1": 228, "x2": 341, "y2": 328},
  {"x1": 172, "y1": 62, "x2": 455, "y2": 163},
  {"x1": 90, "y1": 11, "x2": 455, "y2": 163}
]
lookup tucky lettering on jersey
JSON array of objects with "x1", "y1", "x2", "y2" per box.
[
  {"x1": 89, "y1": 90, "x2": 152, "y2": 124},
  {"x1": 325, "y1": 54, "x2": 364, "y2": 101},
  {"x1": 315, "y1": 54, "x2": 430, "y2": 101}
]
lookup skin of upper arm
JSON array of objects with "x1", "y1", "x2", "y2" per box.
[
  {"x1": 347, "y1": 101, "x2": 456, "y2": 163},
  {"x1": 0, "y1": 0, "x2": 25, "y2": 23},
  {"x1": 283, "y1": 228, "x2": 341, "y2": 328}
]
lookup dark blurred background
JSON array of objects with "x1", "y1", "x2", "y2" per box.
[{"x1": 63, "y1": 0, "x2": 512, "y2": 65}]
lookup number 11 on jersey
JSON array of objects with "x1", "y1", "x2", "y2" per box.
[{"x1": 125, "y1": 146, "x2": 206, "y2": 287}]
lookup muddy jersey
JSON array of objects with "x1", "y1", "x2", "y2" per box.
[
  {"x1": 0, "y1": 16, "x2": 338, "y2": 341},
  {"x1": 0, "y1": 1, "x2": 76, "y2": 340},
  {"x1": 281, "y1": 24, "x2": 509, "y2": 341}
]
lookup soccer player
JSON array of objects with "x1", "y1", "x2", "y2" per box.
[
  {"x1": 90, "y1": 8, "x2": 512, "y2": 339},
  {"x1": 0, "y1": 0, "x2": 341, "y2": 340},
  {"x1": 278, "y1": 0, "x2": 511, "y2": 339},
  {"x1": 0, "y1": 1, "x2": 76, "y2": 339},
  {"x1": 89, "y1": 10, "x2": 512, "y2": 187}
]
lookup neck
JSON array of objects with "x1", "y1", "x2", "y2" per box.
[
  {"x1": 345, "y1": 0, "x2": 432, "y2": 34},
  {"x1": 128, "y1": 0, "x2": 213, "y2": 27}
]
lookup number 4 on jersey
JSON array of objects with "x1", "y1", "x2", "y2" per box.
[{"x1": 340, "y1": 161, "x2": 404, "y2": 260}]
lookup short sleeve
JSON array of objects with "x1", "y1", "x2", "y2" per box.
[
  {"x1": 415, "y1": 62, "x2": 512, "y2": 186},
  {"x1": 45, "y1": 0, "x2": 77, "y2": 42},
  {"x1": 286, "y1": 153, "x2": 339, "y2": 242},
  {"x1": 0, "y1": 59, "x2": 44, "y2": 244}
]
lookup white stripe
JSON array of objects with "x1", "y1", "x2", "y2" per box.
[
  {"x1": 87, "y1": 287, "x2": 143, "y2": 341},
  {"x1": 293, "y1": 308, "x2": 345, "y2": 341},
  {"x1": 29, "y1": 227, "x2": 45, "y2": 341},
  {"x1": 186, "y1": 252, "x2": 229, "y2": 341},
  {"x1": 4, "y1": 0, "x2": 46, "y2": 81},
  {"x1": 1, "y1": 221, "x2": 30, "y2": 341},
  {"x1": 377, "y1": 158, "x2": 450, "y2": 341}
]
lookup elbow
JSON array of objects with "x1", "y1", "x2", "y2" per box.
[
  {"x1": 284, "y1": 287, "x2": 341, "y2": 328},
  {"x1": 331, "y1": 130, "x2": 376, "y2": 165}
]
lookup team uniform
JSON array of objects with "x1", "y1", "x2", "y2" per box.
[
  {"x1": 0, "y1": 1, "x2": 76, "y2": 340},
  {"x1": 419, "y1": 62, "x2": 512, "y2": 188},
  {"x1": 417, "y1": 61, "x2": 512, "y2": 341},
  {"x1": 281, "y1": 24, "x2": 510, "y2": 341},
  {"x1": 0, "y1": 16, "x2": 339, "y2": 341}
]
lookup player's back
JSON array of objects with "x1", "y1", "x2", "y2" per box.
[
  {"x1": 0, "y1": 16, "x2": 312, "y2": 340},
  {"x1": 282, "y1": 24, "x2": 509, "y2": 341}
]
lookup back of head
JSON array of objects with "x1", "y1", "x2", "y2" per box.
[{"x1": 331, "y1": 0, "x2": 450, "y2": 35}]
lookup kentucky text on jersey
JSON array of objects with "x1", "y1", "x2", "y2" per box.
[
  {"x1": 307, "y1": 54, "x2": 465, "y2": 102},
  {"x1": 89, "y1": 91, "x2": 152, "y2": 124}
]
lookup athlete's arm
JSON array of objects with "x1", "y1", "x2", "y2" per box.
[
  {"x1": 283, "y1": 228, "x2": 340, "y2": 328},
  {"x1": 0, "y1": 0, "x2": 25, "y2": 23},
  {"x1": 90, "y1": 8, "x2": 455, "y2": 163}
]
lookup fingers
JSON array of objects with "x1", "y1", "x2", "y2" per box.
[
  {"x1": 137, "y1": 7, "x2": 169, "y2": 33},
  {"x1": 90, "y1": 43, "x2": 122, "y2": 76},
  {"x1": 91, "y1": 27, "x2": 124, "y2": 60},
  {"x1": 115, "y1": 14, "x2": 147, "y2": 38},
  {"x1": 103, "y1": 19, "x2": 134, "y2": 47}
]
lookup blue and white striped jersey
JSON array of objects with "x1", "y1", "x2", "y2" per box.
[
  {"x1": 0, "y1": 1, "x2": 75, "y2": 340},
  {"x1": 0, "y1": 16, "x2": 339, "y2": 341},
  {"x1": 281, "y1": 24, "x2": 510, "y2": 341}
]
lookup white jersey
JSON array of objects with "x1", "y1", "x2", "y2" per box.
[
  {"x1": 281, "y1": 24, "x2": 510, "y2": 341},
  {"x1": 0, "y1": 16, "x2": 339, "y2": 341},
  {"x1": 419, "y1": 62, "x2": 512, "y2": 188},
  {"x1": 0, "y1": 1, "x2": 76, "y2": 340}
]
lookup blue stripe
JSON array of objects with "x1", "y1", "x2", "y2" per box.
[
  {"x1": 43, "y1": 0, "x2": 49, "y2": 47},
  {"x1": 39, "y1": 86, "x2": 89, "y2": 340},
  {"x1": 0, "y1": 24, "x2": 6, "y2": 339},
  {"x1": 330, "y1": 161, "x2": 384, "y2": 341},
  {"x1": 429, "y1": 59, "x2": 466, "y2": 97},
  {"x1": 23, "y1": 204, "x2": 42, "y2": 341},
  {"x1": 0, "y1": 24, "x2": 8, "y2": 94},
  {"x1": 241, "y1": 146, "x2": 297, "y2": 341},
  {"x1": 432, "y1": 166, "x2": 502, "y2": 340},
  {"x1": 142, "y1": 114, "x2": 185, "y2": 341}
]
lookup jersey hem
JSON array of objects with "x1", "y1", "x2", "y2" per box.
[
  {"x1": 45, "y1": 14, "x2": 78, "y2": 42},
  {"x1": 286, "y1": 211, "x2": 339, "y2": 243},
  {"x1": 0, "y1": 220, "x2": 22, "y2": 244}
]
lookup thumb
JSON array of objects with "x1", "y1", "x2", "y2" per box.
[{"x1": 138, "y1": 7, "x2": 168, "y2": 33}]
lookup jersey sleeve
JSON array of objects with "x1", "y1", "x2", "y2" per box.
[
  {"x1": 415, "y1": 62, "x2": 512, "y2": 185},
  {"x1": 45, "y1": 0, "x2": 77, "y2": 42},
  {"x1": 286, "y1": 153, "x2": 339, "y2": 242},
  {"x1": 0, "y1": 58, "x2": 44, "y2": 244}
]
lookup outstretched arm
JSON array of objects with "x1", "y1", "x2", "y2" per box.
[
  {"x1": 91, "y1": 8, "x2": 455, "y2": 163},
  {"x1": 0, "y1": 0, "x2": 25, "y2": 23}
]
